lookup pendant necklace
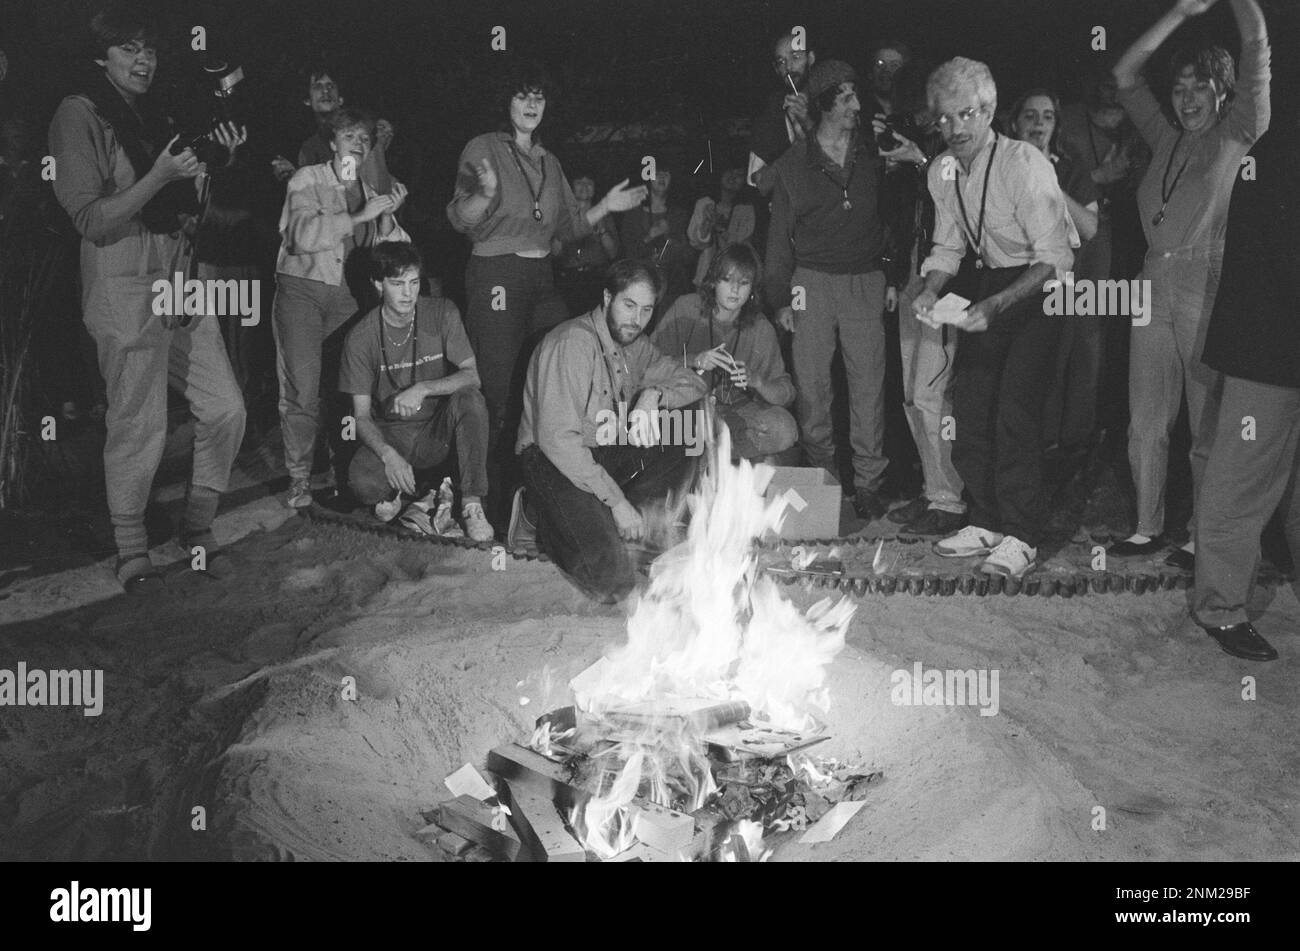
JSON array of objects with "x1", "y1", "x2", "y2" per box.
[
  {"x1": 818, "y1": 137, "x2": 856, "y2": 210},
  {"x1": 955, "y1": 132, "x2": 998, "y2": 269},
  {"x1": 508, "y1": 138, "x2": 547, "y2": 222},
  {"x1": 1154, "y1": 130, "x2": 1191, "y2": 227}
]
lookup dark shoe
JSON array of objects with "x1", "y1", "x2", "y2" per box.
[
  {"x1": 853, "y1": 488, "x2": 887, "y2": 522},
  {"x1": 886, "y1": 496, "x2": 930, "y2": 525},
  {"x1": 1165, "y1": 548, "x2": 1195, "y2": 571},
  {"x1": 903, "y1": 508, "x2": 968, "y2": 536},
  {"x1": 1107, "y1": 535, "x2": 1166, "y2": 556},
  {"x1": 115, "y1": 554, "x2": 163, "y2": 595},
  {"x1": 1204, "y1": 622, "x2": 1278, "y2": 662}
]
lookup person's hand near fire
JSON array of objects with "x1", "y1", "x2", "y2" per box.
[{"x1": 627, "y1": 385, "x2": 662, "y2": 449}]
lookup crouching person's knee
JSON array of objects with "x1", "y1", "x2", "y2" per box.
[{"x1": 448, "y1": 386, "x2": 488, "y2": 421}]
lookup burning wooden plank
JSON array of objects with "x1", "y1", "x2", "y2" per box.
[
  {"x1": 487, "y1": 744, "x2": 585, "y2": 809},
  {"x1": 499, "y1": 779, "x2": 587, "y2": 863}
]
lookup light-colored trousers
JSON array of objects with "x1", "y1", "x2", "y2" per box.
[
  {"x1": 1128, "y1": 244, "x2": 1223, "y2": 537},
  {"x1": 899, "y1": 273, "x2": 965, "y2": 513},
  {"x1": 82, "y1": 232, "x2": 245, "y2": 556}
]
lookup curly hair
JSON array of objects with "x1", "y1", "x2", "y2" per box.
[
  {"x1": 926, "y1": 57, "x2": 998, "y2": 116},
  {"x1": 1169, "y1": 45, "x2": 1236, "y2": 108}
]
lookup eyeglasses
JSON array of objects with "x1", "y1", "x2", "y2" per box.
[
  {"x1": 935, "y1": 104, "x2": 989, "y2": 128},
  {"x1": 773, "y1": 51, "x2": 808, "y2": 71}
]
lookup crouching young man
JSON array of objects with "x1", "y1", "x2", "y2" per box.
[
  {"x1": 516, "y1": 259, "x2": 709, "y2": 603},
  {"x1": 339, "y1": 242, "x2": 493, "y2": 541}
]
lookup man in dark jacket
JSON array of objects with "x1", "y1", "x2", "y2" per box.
[{"x1": 1193, "y1": 126, "x2": 1299, "y2": 661}]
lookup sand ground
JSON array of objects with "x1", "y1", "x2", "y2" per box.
[{"x1": 2, "y1": 482, "x2": 1296, "y2": 861}]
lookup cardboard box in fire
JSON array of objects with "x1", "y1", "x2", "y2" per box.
[{"x1": 764, "y1": 467, "x2": 841, "y2": 540}]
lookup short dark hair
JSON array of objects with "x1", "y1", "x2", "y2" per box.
[
  {"x1": 872, "y1": 39, "x2": 913, "y2": 63},
  {"x1": 301, "y1": 58, "x2": 344, "y2": 94},
  {"x1": 370, "y1": 242, "x2": 423, "y2": 282},
  {"x1": 328, "y1": 107, "x2": 376, "y2": 140},
  {"x1": 88, "y1": 1, "x2": 161, "y2": 59},
  {"x1": 1169, "y1": 45, "x2": 1236, "y2": 106},
  {"x1": 604, "y1": 258, "x2": 664, "y2": 302},
  {"x1": 699, "y1": 244, "x2": 764, "y2": 329}
]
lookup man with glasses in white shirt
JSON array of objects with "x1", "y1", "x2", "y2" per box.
[{"x1": 910, "y1": 57, "x2": 1076, "y2": 579}]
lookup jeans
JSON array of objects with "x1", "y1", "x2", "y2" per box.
[
  {"x1": 950, "y1": 266, "x2": 1061, "y2": 547},
  {"x1": 719, "y1": 398, "x2": 798, "y2": 461},
  {"x1": 271, "y1": 274, "x2": 361, "y2": 481},
  {"x1": 347, "y1": 388, "x2": 491, "y2": 505},
  {"x1": 520, "y1": 442, "x2": 698, "y2": 602}
]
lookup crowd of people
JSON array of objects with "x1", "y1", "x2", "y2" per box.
[{"x1": 32, "y1": 0, "x2": 1298, "y2": 657}]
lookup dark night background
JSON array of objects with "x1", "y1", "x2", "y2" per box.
[
  {"x1": 0, "y1": 0, "x2": 1293, "y2": 510},
  {"x1": 1, "y1": 0, "x2": 1294, "y2": 283}
]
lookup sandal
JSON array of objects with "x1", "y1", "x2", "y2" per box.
[{"x1": 115, "y1": 554, "x2": 163, "y2": 594}]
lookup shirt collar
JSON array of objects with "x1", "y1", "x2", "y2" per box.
[{"x1": 806, "y1": 129, "x2": 865, "y2": 170}]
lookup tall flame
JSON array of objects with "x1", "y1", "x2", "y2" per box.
[{"x1": 571, "y1": 425, "x2": 854, "y2": 857}]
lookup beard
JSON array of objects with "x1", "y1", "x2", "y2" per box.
[{"x1": 605, "y1": 306, "x2": 643, "y2": 346}]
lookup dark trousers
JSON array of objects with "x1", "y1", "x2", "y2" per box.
[
  {"x1": 347, "y1": 388, "x2": 490, "y2": 505},
  {"x1": 951, "y1": 267, "x2": 1060, "y2": 547},
  {"x1": 520, "y1": 442, "x2": 698, "y2": 602},
  {"x1": 463, "y1": 254, "x2": 569, "y2": 522},
  {"x1": 1193, "y1": 375, "x2": 1300, "y2": 628}
]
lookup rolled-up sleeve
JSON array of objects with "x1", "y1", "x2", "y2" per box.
[
  {"x1": 920, "y1": 159, "x2": 964, "y2": 278},
  {"x1": 535, "y1": 334, "x2": 627, "y2": 509},
  {"x1": 1013, "y1": 149, "x2": 1074, "y2": 282}
]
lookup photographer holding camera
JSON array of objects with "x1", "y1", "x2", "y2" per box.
[{"x1": 48, "y1": 1, "x2": 248, "y2": 593}]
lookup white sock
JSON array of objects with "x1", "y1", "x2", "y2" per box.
[
  {"x1": 1181, "y1": 541, "x2": 1194, "y2": 554},
  {"x1": 1125, "y1": 533, "x2": 1152, "y2": 544}
]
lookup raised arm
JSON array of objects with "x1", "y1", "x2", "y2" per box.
[{"x1": 1113, "y1": 0, "x2": 1219, "y2": 90}]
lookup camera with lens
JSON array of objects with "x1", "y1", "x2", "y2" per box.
[
  {"x1": 875, "y1": 113, "x2": 917, "y2": 152},
  {"x1": 170, "y1": 54, "x2": 246, "y2": 165}
]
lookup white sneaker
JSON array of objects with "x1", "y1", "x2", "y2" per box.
[
  {"x1": 461, "y1": 502, "x2": 495, "y2": 543},
  {"x1": 374, "y1": 497, "x2": 403, "y2": 523},
  {"x1": 431, "y1": 478, "x2": 463, "y2": 536},
  {"x1": 934, "y1": 525, "x2": 1004, "y2": 558},
  {"x1": 980, "y1": 535, "x2": 1038, "y2": 578}
]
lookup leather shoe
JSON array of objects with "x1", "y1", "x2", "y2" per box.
[
  {"x1": 1204, "y1": 622, "x2": 1278, "y2": 661},
  {"x1": 1108, "y1": 536, "x2": 1166, "y2": 556},
  {"x1": 853, "y1": 488, "x2": 887, "y2": 522},
  {"x1": 886, "y1": 497, "x2": 930, "y2": 524},
  {"x1": 903, "y1": 508, "x2": 968, "y2": 536},
  {"x1": 1165, "y1": 548, "x2": 1195, "y2": 571}
]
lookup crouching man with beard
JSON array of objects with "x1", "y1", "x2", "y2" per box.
[{"x1": 515, "y1": 259, "x2": 709, "y2": 603}]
